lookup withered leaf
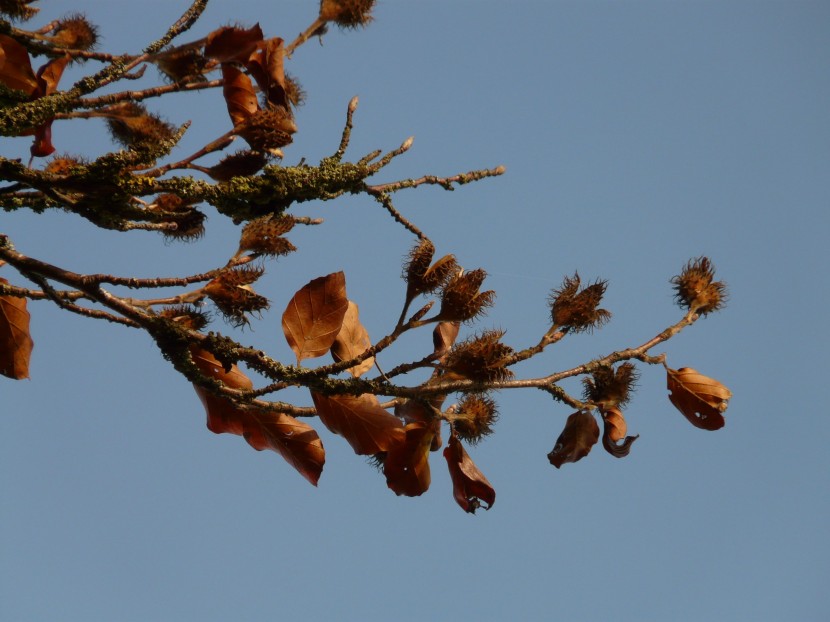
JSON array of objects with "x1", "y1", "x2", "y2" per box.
[
  {"x1": 221, "y1": 63, "x2": 259, "y2": 127},
  {"x1": 547, "y1": 410, "x2": 600, "y2": 468},
  {"x1": 666, "y1": 367, "x2": 731, "y2": 431},
  {"x1": 0, "y1": 34, "x2": 38, "y2": 95},
  {"x1": 191, "y1": 347, "x2": 325, "y2": 485},
  {"x1": 36, "y1": 54, "x2": 70, "y2": 96},
  {"x1": 384, "y1": 421, "x2": 434, "y2": 497},
  {"x1": 246, "y1": 37, "x2": 289, "y2": 110},
  {"x1": 331, "y1": 301, "x2": 374, "y2": 377},
  {"x1": 282, "y1": 272, "x2": 349, "y2": 362},
  {"x1": 601, "y1": 406, "x2": 638, "y2": 458},
  {"x1": 0, "y1": 278, "x2": 34, "y2": 379},
  {"x1": 444, "y1": 432, "x2": 495, "y2": 513},
  {"x1": 394, "y1": 399, "x2": 443, "y2": 451},
  {"x1": 204, "y1": 24, "x2": 264, "y2": 63},
  {"x1": 432, "y1": 320, "x2": 460, "y2": 362},
  {"x1": 311, "y1": 392, "x2": 404, "y2": 455}
]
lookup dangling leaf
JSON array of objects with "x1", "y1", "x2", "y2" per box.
[
  {"x1": 601, "y1": 406, "x2": 638, "y2": 458},
  {"x1": 221, "y1": 63, "x2": 259, "y2": 127},
  {"x1": 432, "y1": 320, "x2": 460, "y2": 362},
  {"x1": 444, "y1": 432, "x2": 495, "y2": 513},
  {"x1": 0, "y1": 35, "x2": 38, "y2": 96},
  {"x1": 191, "y1": 348, "x2": 325, "y2": 485},
  {"x1": 246, "y1": 37, "x2": 289, "y2": 110},
  {"x1": 666, "y1": 367, "x2": 731, "y2": 430},
  {"x1": 0, "y1": 278, "x2": 34, "y2": 379},
  {"x1": 311, "y1": 392, "x2": 404, "y2": 455},
  {"x1": 204, "y1": 24, "x2": 264, "y2": 63},
  {"x1": 384, "y1": 421, "x2": 434, "y2": 497},
  {"x1": 547, "y1": 410, "x2": 599, "y2": 468},
  {"x1": 282, "y1": 272, "x2": 349, "y2": 362},
  {"x1": 36, "y1": 54, "x2": 70, "y2": 96},
  {"x1": 331, "y1": 301, "x2": 374, "y2": 377}
]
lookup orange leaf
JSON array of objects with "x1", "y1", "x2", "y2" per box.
[
  {"x1": 204, "y1": 24, "x2": 264, "y2": 63},
  {"x1": 36, "y1": 54, "x2": 70, "y2": 96},
  {"x1": 331, "y1": 301, "x2": 374, "y2": 377},
  {"x1": 311, "y1": 392, "x2": 404, "y2": 455},
  {"x1": 601, "y1": 406, "x2": 638, "y2": 458},
  {"x1": 384, "y1": 421, "x2": 434, "y2": 497},
  {"x1": 246, "y1": 37, "x2": 289, "y2": 110},
  {"x1": 220, "y1": 63, "x2": 259, "y2": 127},
  {"x1": 282, "y1": 272, "x2": 349, "y2": 363},
  {"x1": 444, "y1": 432, "x2": 495, "y2": 513},
  {"x1": 0, "y1": 34, "x2": 38, "y2": 96},
  {"x1": 191, "y1": 348, "x2": 325, "y2": 485},
  {"x1": 547, "y1": 410, "x2": 599, "y2": 468},
  {"x1": 666, "y1": 367, "x2": 731, "y2": 430},
  {"x1": 0, "y1": 278, "x2": 34, "y2": 379}
]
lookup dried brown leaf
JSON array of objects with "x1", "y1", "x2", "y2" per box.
[
  {"x1": 282, "y1": 272, "x2": 349, "y2": 362},
  {"x1": 311, "y1": 392, "x2": 404, "y2": 455},
  {"x1": 246, "y1": 37, "x2": 289, "y2": 110},
  {"x1": 0, "y1": 34, "x2": 38, "y2": 95},
  {"x1": 384, "y1": 421, "x2": 434, "y2": 497},
  {"x1": 432, "y1": 321, "x2": 460, "y2": 362},
  {"x1": 36, "y1": 54, "x2": 70, "y2": 96},
  {"x1": 191, "y1": 347, "x2": 325, "y2": 485},
  {"x1": 0, "y1": 278, "x2": 34, "y2": 379},
  {"x1": 331, "y1": 301, "x2": 374, "y2": 377},
  {"x1": 666, "y1": 367, "x2": 731, "y2": 431},
  {"x1": 601, "y1": 406, "x2": 639, "y2": 458},
  {"x1": 444, "y1": 432, "x2": 495, "y2": 513},
  {"x1": 204, "y1": 24, "x2": 264, "y2": 63},
  {"x1": 221, "y1": 63, "x2": 259, "y2": 127},
  {"x1": 547, "y1": 410, "x2": 600, "y2": 468}
]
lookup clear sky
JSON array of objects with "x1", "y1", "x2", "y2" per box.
[{"x1": 2, "y1": 1, "x2": 829, "y2": 620}]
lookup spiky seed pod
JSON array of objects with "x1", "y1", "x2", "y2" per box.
[
  {"x1": 105, "y1": 103, "x2": 176, "y2": 149},
  {"x1": 403, "y1": 239, "x2": 458, "y2": 302},
  {"x1": 204, "y1": 267, "x2": 269, "y2": 327},
  {"x1": 582, "y1": 363, "x2": 639, "y2": 409},
  {"x1": 548, "y1": 272, "x2": 611, "y2": 333},
  {"x1": 238, "y1": 214, "x2": 297, "y2": 257},
  {"x1": 205, "y1": 150, "x2": 269, "y2": 181},
  {"x1": 153, "y1": 46, "x2": 208, "y2": 83},
  {"x1": 436, "y1": 269, "x2": 495, "y2": 323},
  {"x1": 236, "y1": 107, "x2": 297, "y2": 154},
  {"x1": 450, "y1": 394, "x2": 498, "y2": 445},
  {"x1": 48, "y1": 14, "x2": 98, "y2": 49},
  {"x1": 1, "y1": 0, "x2": 39, "y2": 21},
  {"x1": 284, "y1": 74, "x2": 306, "y2": 108},
  {"x1": 149, "y1": 194, "x2": 206, "y2": 241},
  {"x1": 443, "y1": 329, "x2": 514, "y2": 383},
  {"x1": 319, "y1": 0, "x2": 375, "y2": 28},
  {"x1": 44, "y1": 154, "x2": 85, "y2": 175},
  {"x1": 158, "y1": 305, "x2": 211, "y2": 331},
  {"x1": 671, "y1": 256, "x2": 727, "y2": 315}
]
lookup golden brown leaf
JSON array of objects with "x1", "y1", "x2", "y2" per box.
[
  {"x1": 282, "y1": 272, "x2": 349, "y2": 362},
  {"x1": 0, "y1": 278, "x2": 34, "y2": 379},
  {"x1": 204, "y1": 24, "x2": 264, "y2": 63},
  {"x1": 0, "y1": 34, "x2": 38, "y2": 95},
  {"x1": 384, "y1": 421, "x2": 434, "y2": 497},
  {"x1": 444, "y1": 431, "x2": 495, "y2": 513},
  {"x1": 191, "y1": 348, "x2": 325, "y2": 485},
  {"x1": 547, "y1": 410, "x2": 600, "y2": 468},
  {"x1": 36, "y1": 54, "x2": 70, "y2": 96},
  {"x1": 246, "y1": 37, "x2": 289, "y2": 110},
  {"x1": 311, "y1": 392, "x2": 404, "y2": 455},
  {"x1": 330, "y1": 301, "x2": 374, "y2": 377},
  {"x1": 666, "y1": 367, "x2": 731, "y2": 431},
  {"x1": 432, "y1": 321, "x2": 460, "y2": 362},
  {"x1": 601, "y1": 406, "x2": 638, "y2": 458},
  {"x1": 221, "y1": 63, "x2": 259, "y2": 127}
]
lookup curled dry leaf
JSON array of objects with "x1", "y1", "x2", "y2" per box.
[
  {"x1": 601, "y1": 406, "x2": 639, "y2": 459},
  {"x1": 384, "y1": 421, "x2": 434, "y2": 497},
  {"x1": 0, "y1": 278, "x2": 34, "y2": 379},
  {"x1": 444, "y1": 432, "x2": 495, "y2": 513},
  {"x1": 395, "y1": 399, "x2": 443, "y2": 451},
  {"x1": 246, "y1": 37, "x2": 289, "y2": 110},
  {"x1": 221, "y1": 63, "x2": 259, "y2": 127},
  {"x1": 547, "y1": 410, "x2": 600, "y2": 468},
  {"x1": 190, "y1": 347, "x2": 325, "y2": 485},
  {"x1": 666, "y1": 367, "x2": 731, "y2": 431},
  {"x1": 432, "y1": 320, "x2": 460, "y2": 363},
  {"x1": 282, "y1": 272, "x2": 349, "y2": 363},
  {"x1": 0, "y1": 34, "x2": 38, "y2": 95},
  {"x1": 311, "y1": 392, "x2": 404, "y2": 455},
  {"x1": 204, "y1": 23, "x2": 264, "y2": 63},
  {"x1": 330, "y1": 301, "x2": 374, "y2": 377}
]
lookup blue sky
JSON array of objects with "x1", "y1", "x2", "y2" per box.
[{"x1": 2, "y1": 1, "x2": 829, "y2": 620}]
